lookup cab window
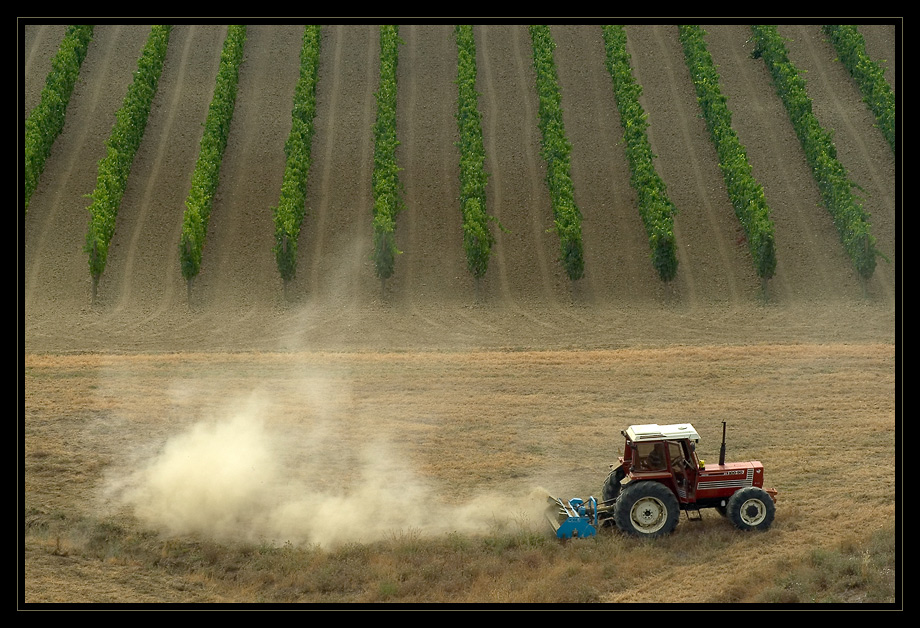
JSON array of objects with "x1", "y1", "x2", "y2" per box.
[
  {"x1": 634, "y1": 442, "x2": 666, "y2": 471},
  {"x1": 668, "y1": 441, "x2": 684, "y2": 470}
]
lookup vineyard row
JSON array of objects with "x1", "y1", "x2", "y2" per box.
[
  {"x1": 370, "y1": 25, "x2": 404, "y2": 286},
  {"x1": 24, "y1": 24, "x2": 893, "y2": 298},
  {"x1": 678, "y1": 25, "x2": 777, "y2": 286},
  {"x1": 179, "y1": 25, "x2": 247, "y2": 290},
  {"x1": 455, "y1": 24, "x2": 497, "y2": 282},
  {"x1": 750, "y1": 25, "x2": 883, "y2": 279},
  {"x1": 24, "y1": 25, "x2": 94, "y2": 215},
  {"x1": 821, "y1": 25, "x2": 895, "y2": 155},
  {"x1": 530, "y1": 25, "x2": 585, "y2": 281},
  {"x1": 272, "y1": 25, "x2": 322, "y2": 287},
  {"x1": 83, "y1": 25, "x2": 171, "y2": 300},
  {"x1": 601, "y1": 25, "x2": 679, "y2": 282}
]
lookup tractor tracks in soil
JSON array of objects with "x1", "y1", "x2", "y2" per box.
[
  {"x1": 476, "y1": 24, "x2": 584, "y2": 333},
  {"x1": 401, "y1": 25, "x2": 509, "y2": 341},
  {"x1": 23, "y1": 24, "x2": 68, "y2": 118},
  {"x1": 198, "y1": 26, "x2": 302, "y2": 313},
  {"x1": 395, "y1": 25, "x2": 469, "y2": 335},
  {"x1": 601, "y1": 527, "x2": 781, "y2": 603},
  {"x1": 301, "y1": 24, "x2": 343, "y2": 304},
  {"x1": 300, "y1": 24, "x2": 376, "y2": 311},
  {"x1": 101, "y1": 25, "x2": 211, "y2": 320},
  {"x1": 103, "y1": 26, "x2": 230, "y2": 341},
  {"x1": 627, "y1": 24, "x2": 755, "y2": 308},
  {"x1": 113, "y1": 25, "x2": 306, "y2": 350},
  {"x1": 550, "y1": 25, "x2": 655, "y2": 306},
  {"x1": 479, "y1": 25, "x2": 553, "y2": 305},
  {"x1": 623, "y1": 25, "x2": 701, "y2": 307}
]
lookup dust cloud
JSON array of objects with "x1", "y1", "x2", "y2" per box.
[{"x1": 102, "y1": 386, "x2": 549, "y2": 549}]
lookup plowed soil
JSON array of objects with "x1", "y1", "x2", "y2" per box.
[{"x1": 22, "y1": 23, "x2": 898, "y2": 604}]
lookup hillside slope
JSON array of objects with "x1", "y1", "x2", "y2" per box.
[{"x1": 23, "y1": 24, "x2": 896, "y2": 352}]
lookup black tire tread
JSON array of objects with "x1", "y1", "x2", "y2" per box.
[
  {"x1": 726, "y1": 486, "x2": 776, "y2": 531},
  {"x1": 613, "y1": 480, "x2": 680, "y2": 537}
]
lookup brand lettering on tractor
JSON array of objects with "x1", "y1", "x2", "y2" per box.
[{"x1": 698, "y1": 468, "x2": 754, "y2": 491}]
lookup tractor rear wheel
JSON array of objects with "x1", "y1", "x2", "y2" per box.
[
  {"x1": 726, "y1": 487, "x2": 776, "y2": 531},
  {"x1": 602, "y1": 464, "x2": 625, "y2": 504},
  {"x1": 613, "y1": 481, "x2": 680, "y2": 537}
]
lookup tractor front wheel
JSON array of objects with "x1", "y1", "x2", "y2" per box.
[
  {"x1": 613, "y1": 481, "x2": 679, "y2": 537},
  {"x1": 726, "y1": 487, "x2": 776, "y2": 531}
]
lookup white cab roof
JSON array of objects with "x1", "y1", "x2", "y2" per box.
[{"x1": 625, "y1": 423, "x2": 700, "y2": 442}]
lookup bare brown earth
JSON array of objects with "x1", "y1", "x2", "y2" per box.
[{"x1": 22, "y1": 23, "x2": 898, "y2": 604}]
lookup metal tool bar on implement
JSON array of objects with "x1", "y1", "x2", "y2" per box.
[{"x1": 548, "y1": 496, "x2": 598, "y2": 539}]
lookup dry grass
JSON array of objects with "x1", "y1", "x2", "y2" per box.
[
  {"x1": 22, "y1": 343, "x2": 897, "y2": 605},
  {"x1": 23, "y1": 508, "x2": 895, "y2": 604}
]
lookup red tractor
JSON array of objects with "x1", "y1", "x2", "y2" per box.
[{"x1": 548, "y1": 422, "x2": 777, "y2": 538}]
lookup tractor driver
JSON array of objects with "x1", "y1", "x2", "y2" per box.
[{"x1": 635, "y1": 442, "x2": 666, "y2": 471}]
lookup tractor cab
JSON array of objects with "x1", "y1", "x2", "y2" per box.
[{"x1": 621, "y1": 423, "x2": 701, "y2": 502}]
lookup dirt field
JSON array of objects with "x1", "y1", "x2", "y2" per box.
[{"x1": 22, "y1": 23, "x2": 898, "y2": 604}]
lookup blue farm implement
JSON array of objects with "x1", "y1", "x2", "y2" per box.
[{"x1": 546, "y1": 496, "x2": 602, "y2": 539}]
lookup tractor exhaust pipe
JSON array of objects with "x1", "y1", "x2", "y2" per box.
[{"x1": 719, "y1": 421, "x2": 726, "y2": 466}]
